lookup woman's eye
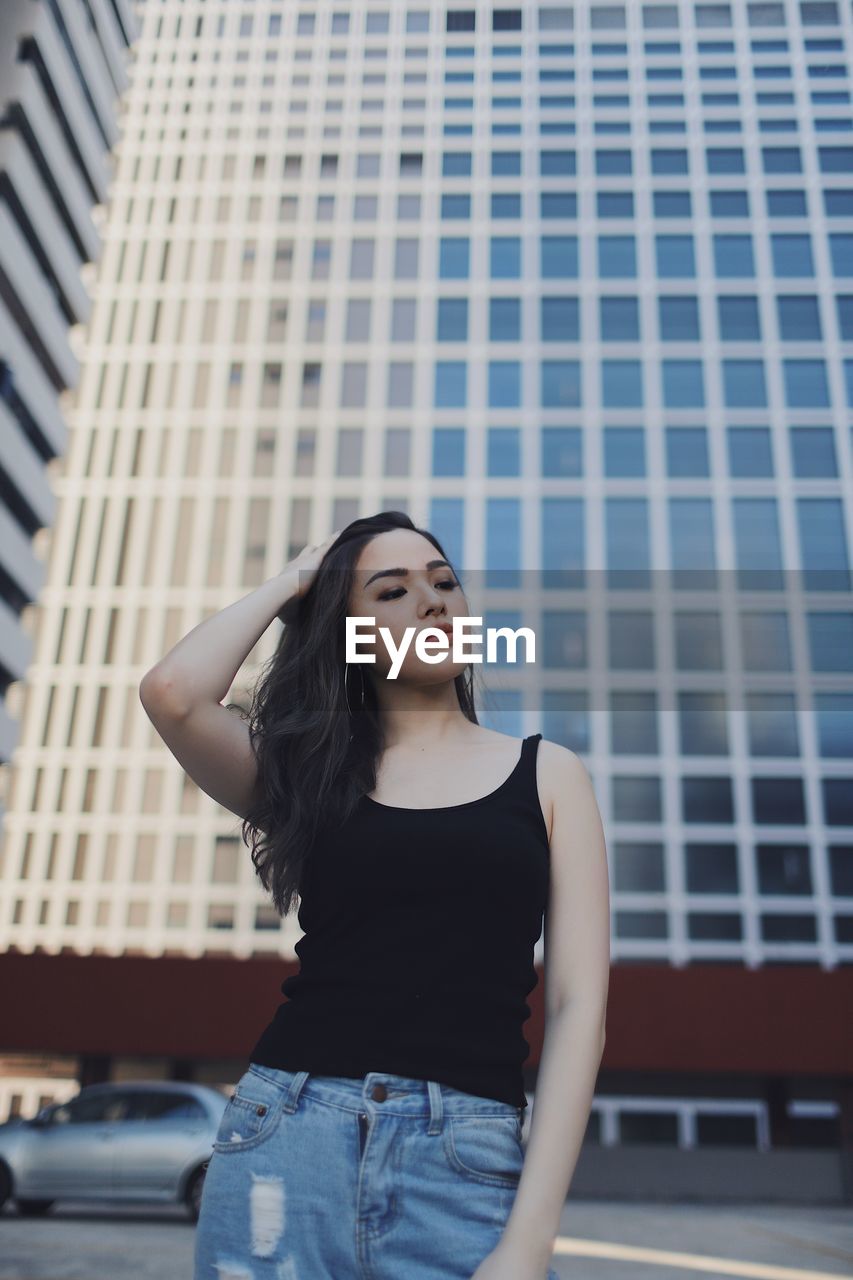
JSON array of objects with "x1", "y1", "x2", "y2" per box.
[{"x1": 377, "y1": 579, "x2": 458, "y2": 602}]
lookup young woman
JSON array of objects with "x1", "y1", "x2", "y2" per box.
[{"x1": 139, "y1": 510, "x2": 610, "y2": 1280}]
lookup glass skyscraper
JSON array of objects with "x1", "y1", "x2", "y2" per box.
[{"x1": 1, "y1": 1, "x2": 851, "y2": 1164}]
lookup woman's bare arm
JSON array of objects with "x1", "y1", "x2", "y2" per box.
[
  {"x1": 137, "y1": 572, "x2": 300, "y2": 823},
  {"x1": 138, "y1": 571, "x2": 300, "y2": 716},
  {"x1": 137, "y1": 530, "x2": 340, "y2": 822}
]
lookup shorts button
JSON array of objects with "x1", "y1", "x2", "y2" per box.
[
  {"x1": 256, "y1": 1104, "x2": 267, "y2": 1116},
  {"x1": 370, "y1": 1083, "x2": 387, "y2": 1102}
]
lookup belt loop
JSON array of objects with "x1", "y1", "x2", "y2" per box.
[
  {"x1": 427, "y1": 1080, "x2": 443, "y2": 1135},
  {"x1": 282, "y1": 1070, "x2": 310, "y2": 1114}
]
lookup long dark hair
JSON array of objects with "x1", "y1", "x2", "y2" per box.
[{"x1": 228, "y1": 510, "x2": 479, "y2": 917}]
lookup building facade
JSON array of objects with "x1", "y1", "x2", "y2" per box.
[{"x1": 0, "y1": 0, "x2": 851, "y2": 1192}]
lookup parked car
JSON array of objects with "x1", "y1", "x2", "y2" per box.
[{"x1": 0, "y1": 1080, "x2": 230, "y2": 1221}]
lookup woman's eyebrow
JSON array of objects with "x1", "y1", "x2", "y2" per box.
[{"x1": 364, "y1": 559, "x2": 451, "y2": 588}]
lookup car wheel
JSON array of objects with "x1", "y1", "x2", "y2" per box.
[
  {"x1": 185, "y1": 1163, "x2": 207, "y2": 1222},
  {"x1": 16, "y1": 1198, "x2": 55, "y2": 1217},
  {"x1": 0, "y1": 1163, "x2": 11, "y2": 1212}
]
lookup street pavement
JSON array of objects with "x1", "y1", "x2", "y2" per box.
[{"x1": 1, "y1": 1198, "x2": 852, "y2": 1279}]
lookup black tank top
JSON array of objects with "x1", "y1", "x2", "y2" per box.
[{"x1": 249, "y1": 733, "x2": 550, "y2": 1109}]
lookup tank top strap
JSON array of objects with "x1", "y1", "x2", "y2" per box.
[{"x1": 507, "y1": 732, "x2": 543, "y2": 803}]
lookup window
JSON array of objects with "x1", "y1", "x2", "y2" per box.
[
  {"x1": 489, "y1": 296, "x2": 522, "y2": 340},
  {"x1": 432, "y1": 427, "x2": 465, "y2": 476},
  {"x1": 489, "y1": 363, "x2": 522, "y2": 407},
  {"x1": 655, "y1": 190, "x2": 692, "y2": 216},
  {"x1": 541, "y1": 235, "x2": 576, "y2": 278},
  {"x1": 806, "y1": 612, "x2": 853, "y2": 672},
  {"x1": 711, "y1": 190, "x2": 749, "y2": 216},
  {"x1": 390, "y1": 298, "x2": 415, "y2": 341},
  {"x1": 747, "y1": 4, "x2": 785, "y2": 24},
  {"x1": 678, "y1": 692, "x2": 728, "y2": 755},
  {"x1": 54, "y1": 1091, "x2": 132, "y2": 1125},
  {"x1": 541, "y1": 149, "x2": 575, "y2": 175},
  {"x1": 676, "y1": 773, "x2": 732, "y2": 824},
  {"x1": 441, "y1": 194, "x2": 470, "y2": 219},
  {"x1": 540, "y1": 498, "x2": 584, "y2": 591},
  {"x1": 356, "y1": 154, "x2": 381, "y2": 178},
  {"x1": 642, "y1": 6, "x2": 680, "y2": 29},
  {"x1": 366, "y1": 12, "x2": 390, "y2": 33},
  {"x1": 434, "y1": 361, "x2": 466, "y2": 407},
  {"x1": 669, "y1": 498, "x2": 717, "y2": 588},
  {"x1": 732, "y1": 498, "x2": 784, "y2": 589},
  {"x1": 659, "y1": 296, "x2": 700, "y2": 340},
  {"x1": 604, "y1": 427, "x2": 645, "y2": 476},
  {"x1": 542, "y1": 426, "x2": 582, "y2": 477},
  {"x1": 790, "y1": 427, "x2": 838, "y2": 478},
  {"x1": 386, "y1": 363, "x2": 412, "y2": 407},
  {"x1": 384, "y1": 427, "x2": 411, "y2": 476},
  {"x1": 336, "y1": 429, "x2": 363, "y2": 477},
  {"x1": 437, "y1": 298, "x2": 468, "y2": 341},
  {"x1": 486, "y1": 498, "x2": 520, "y2": 588},
  {"x1": 777, "y1": 295, "x2": 822, "y2": 340},
  {"x1": 707, "y1": 147, "x2": 745, "y2": 173},
  {"x1": 541, "y1": 360, "x2": 580, "y2": 406},
  {"x1": 767, "y1": 189, "x2": 807, "y2": 216},
  {"x1": 723, "y1": 360, "x2": 767, "y2": 407},
  {"x1": 440, "y1": 237, "x2": 469, "y2": 278},
  {"x1": 713, "y1": 234, "x2": 754, "y2": 277},
  {"x1": 652, "y1": 148, "x2": 689, "y2": 174},
  {"x1": 666, "y1": 427, "x2": 710, "y2": 477},
  {"x1": 591, "y1": 6, "x2": 627, "y2": 30},
  {"x1": 602, "y1": 360, "x2": 643, "y2": 407},
  {"x1": 541, "y1": 297, "x2": 578, "y2": 341},
  {"x1": 601, "y1": 297, "x2": 640, "y2": 340},
  {"x1": 443, "y1": 151, "x2": 472, "y2": 178},
  {"x1": 598, "y1": 235, "x2": 636, "y2": 277},
  {"x1": 494, "y1": 150, "x2": 522, "y2": 176},
  {"x1": 800, "y1": 3, "x2": 840, "y2": 25},
  {"x1": 487, "y1": 427, "x2": 521, "y2": 476},
  {"x1": 539, "y1": 7, "x2": 574, "y2": 31},
  {"x1": 447, "y1": 11, "x2": 476, "y2": 32},
  {"x1": 608, "y1": 612, "x2": 655, "y2": 668},
  {"x1": 656, "y1": 234, "x2": 695, "y2": 277},
  {"x1": 493, "y1": 8, "x2": 522, "y2": 29},
  {"x1": 796, "y1": 498, "x2": 851, "y2": 590},
  {"x1": 596, "y1": 149, "x2": 632, "y2": 175},
  {"x1": 829, "y1": 233, "x2": 853, "y2": 276},
  {"x1": 763, "y1": 146, "x2": 802, "y2": 173},
  {"x1": 662, "y1": 360, "x2": 705, "y2": 407},
  {"x1": 718, "y1": 296, "x2": 761, "y2": 341},
  {"x1": 340, "y1": 362, "x2": 366, "y2": 408},
  {"x1": 728, "y1": 427, "x2": 774, "y2": 478},
  {"x1": 835, "y1": 295, "x2": 853, "y2": 338},
  {"x1": 541, "y1": 192, "x2": 577, "y2": 218},
  {"x1": 771, "y1": 234, "x2": 814, "y2": 277},
  {"x1": 598, "y1": 192, "x2": 634, "y2": 218},
  {"x1": 343, "y1": 299, "x2": 369, "y2": 343},
  {"x1": 612, "y1": 690, "x2": 659, "y2": 755},
  {"x1": 492, "y1": 193, "x2": 521, "y2": 219},
  {"x1": 606, "y1": 498, "x2": 651, "y2": 588},
  {"x1": 740, "y1": 612, "x2": 792, "y2": 671},
  {"x1": 783, "y1": 359, "x2": 830, "y2": 407},
  {"x1": 493, "y1": 236, "x2": 522, "y2": 277}
]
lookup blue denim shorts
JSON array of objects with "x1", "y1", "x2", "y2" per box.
[{"x1": 194, "y1": 1063, "x2": 560, "y2": 1280}]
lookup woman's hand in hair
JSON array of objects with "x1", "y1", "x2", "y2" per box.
[{"x1": 276, "y1": 529, "x2": 343, "y2": 623}]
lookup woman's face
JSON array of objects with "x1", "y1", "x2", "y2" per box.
[{"x1": 348, "y1": 529, "x2": 470, "y2": 684}]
